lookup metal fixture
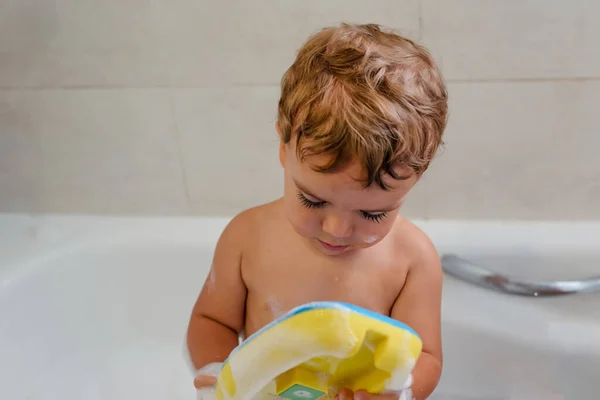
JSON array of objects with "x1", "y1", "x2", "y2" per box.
[{"x1": 441, "y1": 254, "x2": 600, "y2": 296}]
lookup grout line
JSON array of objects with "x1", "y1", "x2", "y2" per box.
[
  {"x1": 165, "y1": 87, "x2": 192, "y2": 214},
  {"x1": 417, "y1": 0, "x2": 424, "y2": 42},
  {"x1": 0, "y1": 83, "x2": 282, "y2": 91},
  {"x1": 2, "y1": 76, "x2": 600, "y2": 91},
  {"x1": 446, "y1": 76, "x2": 600, "y2": 84}
]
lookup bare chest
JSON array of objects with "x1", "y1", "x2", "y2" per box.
[{"x1": 241, "y1": 239, "x2": 408, "y2": 336}]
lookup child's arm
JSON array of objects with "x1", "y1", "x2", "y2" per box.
[
  {"x1": 339, "y1": 236, "x2": 443, "y2": 400},
  {"x1": 186, "y1": 214, "x2": 248, "y2": 379},
  {"x1": 389, "y1": 239, "x2": 443, "y2": 400}
]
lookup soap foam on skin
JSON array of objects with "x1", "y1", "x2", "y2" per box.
[
  {"x1": 266, "y1": 296, "x2": 284, "y2": 320},
  {"x1": 384, "y1": 373, "x2": 413, "y2": 400},
  {"x1": 195, "y1": 362, "x2": 223, "y2": 400},
  {"x1": 363, "y1": 235, "x2": 378, "y2": 244},
  {"x1": 381, "y1": 332, "x2": 416, "y2": 398},
  {"x1": 205, "y1": 265, "x2": 217, "y2": 293}
]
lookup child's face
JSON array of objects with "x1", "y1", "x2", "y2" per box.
[{"x1": 280, "y1": 140, "x2": 418, "y2": 256}]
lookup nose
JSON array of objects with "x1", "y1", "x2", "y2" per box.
[{"x1": 321, "y1": 212, "x2": 353, "y2": 239}]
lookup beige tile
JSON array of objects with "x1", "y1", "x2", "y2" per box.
[
  {"x1": 173, "y1": 85, "x2": 431, "y2": 217},
  {"x1": 421, "y1": 0, "x2": 600, "y2": 80},
  {"x1": 0, "y1": 92, "x2": 42, "y2": 211},
  {"x1": 158, "y1": 0, "x2": 420, "y2": 86},
  {"x1": 423, "y1": 81, "x2": 600, "y2": 219},
  {"x1": 172, "y1": 86, "x2": 283, "y2": 215},
  {"x1": 1, "y1": 89, "x2": 188, "y2": 214},
  {"x1": 0, "y1": 0, "x2": 168, "y2": 87},
  {"x1": 0, "y1": 52, "x2": 168, "y2": 88},
  {"x1": 399, "y1": 178, "x2": 428, "y2": 218}
]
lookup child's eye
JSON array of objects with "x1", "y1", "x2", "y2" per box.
[
  {"x1": 298, "y1": 192, "x2": 326, "y2": 209},
  {"x1": 360, "y1": 211, "x2": 387, "y2": 223}
]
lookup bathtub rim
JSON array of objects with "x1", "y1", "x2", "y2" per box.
[{"x1": 1, "y1": 213, "x2": 599, "y2": 356}]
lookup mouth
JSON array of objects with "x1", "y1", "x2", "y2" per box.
[{"x1": 316, "y1": 239, "x2": 349, "y2": 252}]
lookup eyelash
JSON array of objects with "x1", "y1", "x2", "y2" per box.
[
  {"x1": 297, "y1": 192, "x2": 326, "y2": 209},
  {"x1": 297, "y1": 192, "x2": 388, "y2": 223},
  {"x1": 360, "y1": 211, "x2": 388, "y2": 223}
]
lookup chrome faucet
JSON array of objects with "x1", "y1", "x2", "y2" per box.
[{"x1": 441, "y1": 254, "x2": 600, "y2": 296}]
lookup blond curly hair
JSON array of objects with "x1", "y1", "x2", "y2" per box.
[{"x1": 277, "y1": 23, "x2": 448, "y2": 189}]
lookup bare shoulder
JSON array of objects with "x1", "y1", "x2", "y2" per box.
[
  {"x1": 217, "y1": 200, "x2": 282, "y2": 252},
  {"x1": 207, "y1": 200, "x2": 280, "y2": 290},
  {"x1": 391, "y1": 216, "x2": 442, "y2": 276},
  {"x1": 191, "y1": 202, "x2": 282, "y2": 336}
]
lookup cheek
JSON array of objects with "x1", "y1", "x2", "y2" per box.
[
  {"x1": 291, "y1": 207, "x2": 321, "y2": 237},
  {"x1": 284, "y1": 196, "x2": 321, "y2": 237},
  {"x1": 363, "y1": 235, "x2": 378, "y2": 244},
  {"x1": 359, "y1": 213, "x2": 398, "y2": 245}
]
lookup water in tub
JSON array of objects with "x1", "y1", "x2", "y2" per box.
[
  {"x1": 22, "y1": 340, "x2": 197, "y2": 399},
  {"x1": 0, "y1": 244, "x2": 208, "y2": 399}
]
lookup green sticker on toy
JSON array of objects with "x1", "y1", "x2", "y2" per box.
[{"x1": 278, "y1": 384, "x2": 326, "y2": 400}]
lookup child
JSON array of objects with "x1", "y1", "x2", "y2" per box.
[{"x1": 187, "y1": 23, "x2": 448, "y2": 400}]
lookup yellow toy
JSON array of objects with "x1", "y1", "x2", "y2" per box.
[{"x1": 215, "y1": 302, "x2": 422, "y2": 400}]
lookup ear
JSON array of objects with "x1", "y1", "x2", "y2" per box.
[
  {"x1": 277, "y1": 121, "x2": 286, "y2": 167},
  {"x1": 279, "y1": 140, "x2": 286, "y2": 167}
]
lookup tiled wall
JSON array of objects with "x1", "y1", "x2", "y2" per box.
[{"x1": 1, "y1": 0, "x2": 598, "y2": 219}]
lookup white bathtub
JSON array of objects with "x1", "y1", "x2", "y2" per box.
[{"x1": 0, "y1": 214, "x2": 599, "y2": 399}]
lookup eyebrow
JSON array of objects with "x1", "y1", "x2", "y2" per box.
[{"x1": 293, "y1": 178, "x2": 402, "y2": 213}]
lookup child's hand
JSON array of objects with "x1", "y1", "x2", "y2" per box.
[
  {"x1": 336, "y1": 374, "x2": 413, "y2": 400},
  {"x1": 336, "y1": 389, "x2": 402, "y2": 400},
  {"x1": 192, "y1": 362, "x2": 222, "y2": 389},
  {"x1": 194, "y1": 371, "x2": 219, "y2": 400},
  {"x1": 193, "y1": 374, "x2": 217, "y2": 389}
]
